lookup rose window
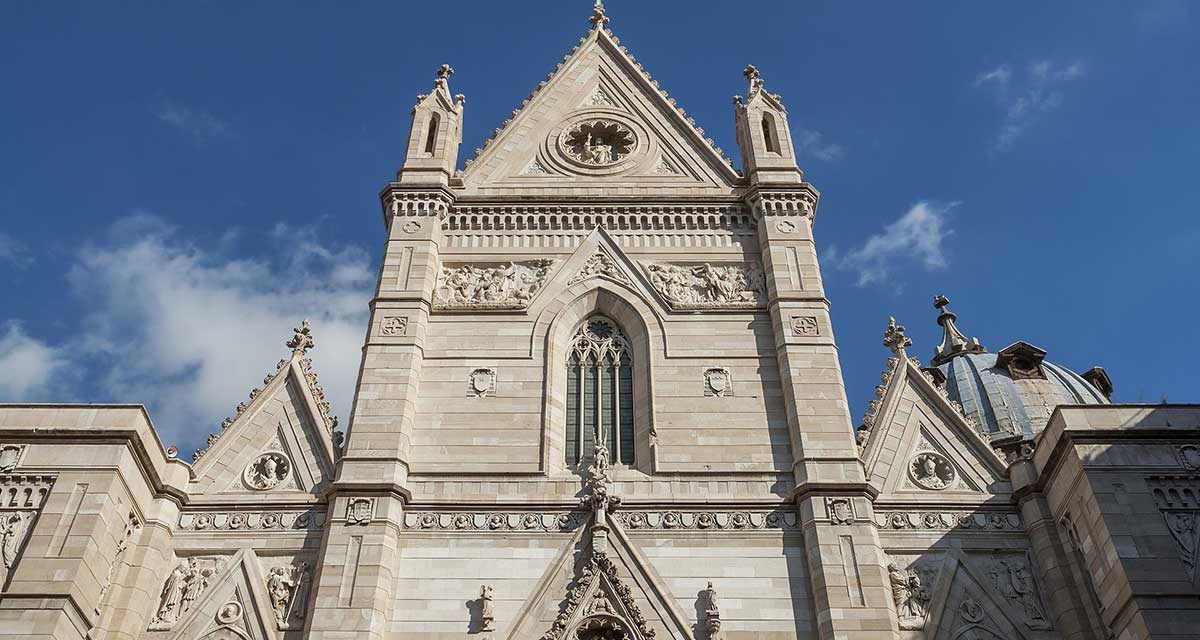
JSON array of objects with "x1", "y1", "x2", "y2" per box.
[{"x1": 561, "y1": 120, "x2": 636, "y2": 166}]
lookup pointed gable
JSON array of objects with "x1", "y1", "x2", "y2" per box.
[
  {"x1": 460, "y1": 9, "x2": 741, "y2": 196},
  {"x1": 188, "y1": 321, "x2": 339, "y2": 500}
]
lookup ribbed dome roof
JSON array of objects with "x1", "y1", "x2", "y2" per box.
[{"x1": 938, "y1": 351, "x2": 1108, "y2": 438}]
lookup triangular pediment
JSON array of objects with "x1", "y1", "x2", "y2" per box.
[
  {"x1": 189, "y1": 336, "x2": 338, "y2": 500},
  {"x1": 860, "y1": 352, "x2": 1009, "y2": 499},
  {"x1": 461, "y1": 24, "x2": 740, "y2": 194},
  {"x1": 528, "y1": 228, "x2": 661, "y2": 315},
  {"x1": 916, "y1": 550, "x2": 1052, "y2": 640},
  {"x1": 156, "y1": 550, "x2": 277, "y2": 640}
]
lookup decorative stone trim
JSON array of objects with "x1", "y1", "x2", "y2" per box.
[
  {"x1": 642, "y1": 261, "x2": 766, "y2": 310},
  {"x1": 178, "y1": 510, "x2": 326, "y2": 531},
  {"x1": 380, "y1": 315, "x2": 408, "y2": 336},
  {"x1": 382, "y1": 190, "x2": 454, "y2": 219},
  {"x1": 0, "y1": 474, "x2": 53, "y2": 581},
  {"x1": 614, "y1": 509, "x2": 798, "y2": 530},
  {"x1": 404, "y1": 511, "x2": 588, "y2": 532},
  {"x1": 243, "y1": 452, "x2": 291, "y2": 491},
  {"x1": 790, "y1": 316, "x2": 819, "y2": 337},
  {"x1": 746, "y1": 190, "x2": 818, "y2": 219},
  {"x1": 444, "y1": 204, "x2": 755, "y2": 233},
  {"x1": 875, "y1": 510, "x2": 1022, "y2": 531}
]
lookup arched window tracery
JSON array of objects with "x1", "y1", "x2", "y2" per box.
[{"x1": 566, "y1": 317, "x2": 634, "y2": 467}]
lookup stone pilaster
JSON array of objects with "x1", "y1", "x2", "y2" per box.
[{"x1": 750, "y1": 188, "x2": 896, "y2": 638}]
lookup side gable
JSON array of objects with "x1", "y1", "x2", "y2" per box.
[
  {"x1": 459, "y1": 20, "x2": 741, "y2": 196},
  {"x1": 189, "y1": 322, "x2": 339, "y2": 500}
]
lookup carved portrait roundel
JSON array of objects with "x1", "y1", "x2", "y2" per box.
[
  {"x1": 243, "y1": 452, "x2": 290, "y2": 491},
  {"x1": 908, "y1": 451, "x2": 956, "y2": 490},
  {"x1": 545, "y1": 110, "x2": 647, "y2": 176}
]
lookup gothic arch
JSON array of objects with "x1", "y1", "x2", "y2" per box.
[{"x1": 534, "y1": 284, "x2": 663, "y2": 475}]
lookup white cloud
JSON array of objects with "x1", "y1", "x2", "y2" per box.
[
  {"x1": 825, "y1": 201, "x2": 954, "y2": 287},
  {"x1": 973, "y1": 60, "x2": 1087, "y2": 152},
  {"x1": 0, "y1": 232, "x2": 32, "y2": 268},
  {"x1": 0, "y1": 321, "x2": 69, "y2": 399},
  {"x1": 796, "y1": 129, "x2": 846, "y2": 162},
  {"x1": 153, "y1": 99, "x2": 231, "y2": 145},
  {"x1": 65, "y1": 214, "x2": 372, "y2": 453}
]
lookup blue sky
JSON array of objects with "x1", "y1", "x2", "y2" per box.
[{"x1": 2, "y1": 1, "x2": 1197, "y2": 456}]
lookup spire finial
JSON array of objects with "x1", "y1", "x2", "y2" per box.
[
  {"x1": 589, "y1": 0, "x2": 610, "y2": 27},
  {"x1": 287, "y1": 319, "x2": 314, "y2": 357},
  {"x1": 433, "y1": 63, "x2": 454, "y2": 93},
  {"x1": 931, "y1": 295, "x2": 985, "y2": 366},
  {"x1": 883, "y1": 316, "x2": 912, "y2": 356}
]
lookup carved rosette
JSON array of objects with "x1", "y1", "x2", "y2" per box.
[{"x1": 642, "y1": 261, "x2": 766, "y2": 310}]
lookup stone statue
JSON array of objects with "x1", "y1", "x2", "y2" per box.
[
  {"x1": 703, "y1": 581, "x2": 722, "y2": 638},
  {"x1": 179, "y1": 563, "x2": 209, "y2": 618},
  {"x1": 154, "y1": 562, "x2": 191, "y2": 624},
  {"x1": 888, "y1": 562, "x2": 929, "y2": 629},
  {"x1": 267, "y1": 566, "x2": 297, "y2": 625},
  {"x1": 585, "y1": 133, "x2": 613, "y2": 164},
  {"x1": 480, "y1": 584, "x2": 495, "y2": 632}
]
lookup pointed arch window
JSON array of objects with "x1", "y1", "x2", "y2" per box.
[
  {"x1": 424, "y1": 112, "x2": 441, "y2": 154},
  {"x1": 566, "y1": 317, "x2": 634, "y2": 467},
  {"x1": 761, "y1": 112, "x2": 780, "y2": 154}
]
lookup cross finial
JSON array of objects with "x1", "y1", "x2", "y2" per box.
[
  {"x1": 589, "y1": 0, "x2": 610, "y2": 27},
  {"x1": 436, "y1": 64, "x2": 454, "y2": 80},
  {"x1": 287, "y1": 319, "x2": 314, "y2": 356},
  {"x1": 743, "y1": 64, "x2": 760, "y2": 81},
  {"x1": 931, "y1": 294, "x2": 986, "y2": 366}
]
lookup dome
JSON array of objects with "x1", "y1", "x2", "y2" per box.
[{"x1": 928, "y1": 296, "x2": 1109, "y2": 439}]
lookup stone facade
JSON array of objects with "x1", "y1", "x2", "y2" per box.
[{"x1": 0, "y1": 4, "x2": 1197, "y2": 639}]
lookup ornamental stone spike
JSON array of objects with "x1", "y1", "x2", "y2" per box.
[
  {"x1": 882, "y1": 316, "x2": 912, "y2": 356},
  {"x1": 589, "y1": 0, "x2": 610, "y2": 26},
  {"x1": 931, "y1": 295, "x2": 985, "y2": 366},
  {"x1": 287, "y1": 319, "x2": 314, "y2": 357}
]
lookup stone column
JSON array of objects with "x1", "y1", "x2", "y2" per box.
[
  {"x1": 751, "y1": 189, "x2": 896, "y2": 638},
  {"x1": 305, "y1": 188, "x2": 448, "y2": 639}
]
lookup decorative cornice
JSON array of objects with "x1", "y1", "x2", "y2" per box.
[
  {"x1": 744, "y1": 187, "x2": 820, "y2": 221},
  {"x1": 379, "y1": 186, "x2": 456, "y2": 221},
  {"x1": 444, "y1": 202, "x2": 755, "y2": 233}
]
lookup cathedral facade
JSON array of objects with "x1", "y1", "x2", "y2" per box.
[{"x1": 1, "y1": 4, "x2": 1199, "y2": 639}]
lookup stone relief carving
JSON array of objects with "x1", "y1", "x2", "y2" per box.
[
  {"x1": 559, "y1": 120, "x2": 636, "y2": 166},
  {"x1": 987, "y1": 556, "x2": 1052, "y2": 630},
  {"x1": 0, "y1": 445, "x2": 24, "y2": 472},
  {"x1": 400, "y1": 219, "x2": 421, "y2": 234},
  {"x1": 243, "y1": 452, "x2": 291, "y2": 491},
  {"x1": 468, "y1": 368, "x2": 496, "y2": 397},
  {"x1": 266, "y1": 562, "x2": 310, "y2": 628},
  {"x1": 875, "y1": 510, "x2": 1022, "y2": 531},
  {"x1": 614, "y1": 509, "x2": 799, "y2": 531},
  {"x1": 380, "y1": 315, "x2": 408, "y2": 336},
  {"x1": 96, "y1": 511, "x2": 142, "y2": 614},
  {"x1": 569, "y1": 250, "x2": 629, "y2": 285},
  {"x1": 179, "y1": 509, "x2": 325, "y2": 531},
  {"x1": 703, "y1": 368, "x2": 732, "y2": 397},
  {"x1": 540, "y1": 550, "x2": 656, "y2": 640},
  {"x1": 775, "y1": 219, "x2": 797, "y2": 234},
  {"x1": 1165, "y1": 512, "x2": 1197, "y2": 567},
  {"x1": 522, "y1": 158, "x2": 552, "y2": 175},
  {"x1": 1178, "y1": 445, "x2": 1200, "y2": 471},
  {"x1": 887, "y1": 561, "x2": 930, "y2": 630},
  {"x1": 346, "y1": 498, "x2": 375, "y2": 525},
  {"x1": 0, "y1": 512, "x2": 32, "y2": 573},
  {"x1": 216, "y1": 600, "x2": 243, "y2": 625},
  {"x1": 587, "y1": 86, "x2": 615, "y2": 107},
  {"x1": 791, "y1": 316, "x2": 819, "y2": 336},
  {"x1": 643, "y1": 261, "x2": 766, "y2": 309},
  {"x1": 480, "y1": 584, "x2": 496, "y2": 632},
  {"x1": 909, "y1": 451, "x2": 956, "y2": 490},
  {"x1": 404, "y1": 511, "x2": 588, "y2": 532},
  {"x1": 151, "y1": 557, "x2": 224, "y2": 629},
  {"x1": 703, "y1": 581, "x2": 721, "y2": 638},
  {"x1": 826, "y1": 497, "x2": 854, "y2": 525},
  {"x1": 434, "y1": 260, "x2": 555, "y2": 309},
  {"x1": 0, "y1": 474, "x2": 53, "y2": 582}
]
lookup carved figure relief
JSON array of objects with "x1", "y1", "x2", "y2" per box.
[
  {"x1": 887, "y1": 562, "x2": 929, "y2": 630},
  {"x1": 480, "y1": 584, "x2": 496, "y2": 632},
  {"x1": 469, "y1": 368, "x2": 496, "y2": 397},
  {"x1": 703, "y1": 368, "x2": 732, "y2": 397},
  {"x1": 703, "y1": 581, "x2": 722, "y2": 638},
  {"x1": 380, "y1": 315, "x2": 408, "y2": 336},
  {"x1": 791, "y1": 316, "x2": 819, "y2": 336},
  {"x1": 1178, "y1": 445, "x2": 1200, "y2": 471},
  {"x1": 826, "y1": 497, "x2": 854, "y2": 525},
  {"x1": 266, "y1": 562, "x2": 310, "y2": 628},
  {"x1": 152, "y1": 558, "x2": 221, "y2": 628},
  {"x1": 0, "y1": 445, "x2": 24, "y2": 472},
  {"x1": 346, "y1": 498, "x2": 374, "y2": 525},
  {"x1": 560, "y1": 120, "x2": 635, "y2": 166},
  {"x1": 96, "y1": 511, "x2": 142, "y2": 613},
  {"x1": 909, "y1": 451, "x2": 956, "y2": 490},
  {"x1": 987, "y1": 556, "x2": 1051, "y2": 630},
  {"x1": 569, "y1": 250, "x2": 629, "y2": 285},
  {"x1": 0, "y1": 512, "x2": 32, "y2": 571},
  {"x1": 434, "y1": 260, "x2": 554, "y2": 309},
  {"x1": 644, "y1": 262, "x2": 766, "y2": 309},
  {"x1": 1165, "y1": 511, "x2": 1197, "y2": 567},
  {"x1": 243, "y1": 452, "x2": 291, "y2": 491}
]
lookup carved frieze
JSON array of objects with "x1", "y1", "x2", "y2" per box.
[
  {"x1": 614, "y1": 509, "x2": 799, "y2": 531},
  {"x1": 875, "y1": 510, "x2": 1022, "y2": 531},
  {"x1": 643, "y1": 261, "x2": 766, "y2": 310},
  {"x1": 178, "y1": 510, "x2": 325, "y2": 531},
  {"x1": 434, "y1": 260, "x2": 555, "y2": 310},
  {"x1": 404, "y1": 511, "x2": 587, "y2": 532},
  {"x1": 149, "y1": 556, "x2": 226, "y2": 629},
  {"x1": 1178, "y1": 445, "x2": 1200, "y2": 471}
]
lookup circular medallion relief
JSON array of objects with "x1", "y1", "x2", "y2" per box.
[
  {"x1": 244, "y1": 452, "x2": 290, "y2": 491},
  {"x1": 559, "y1": 120, "x2": 636, "y2": 167},
  {"x1": 216, "y1": 601, "x2": 243, "y2": 624},
  {"x1": 908, "y1": 452, "x2": 955, "y2": 490},
  {"x1": 1178, "y1": 445, "x2": 1200, "y2": 471}
]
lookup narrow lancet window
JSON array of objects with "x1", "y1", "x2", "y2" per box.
[
  {"x1": 424, "y1": 112, "x2": 440, "y2": 154},
  {"x1": 762, "y1": 112, "x2": 780, "y2": 154},
  {"x1": 565, "y1": 317, "x2": 635, "y2": 466}
]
